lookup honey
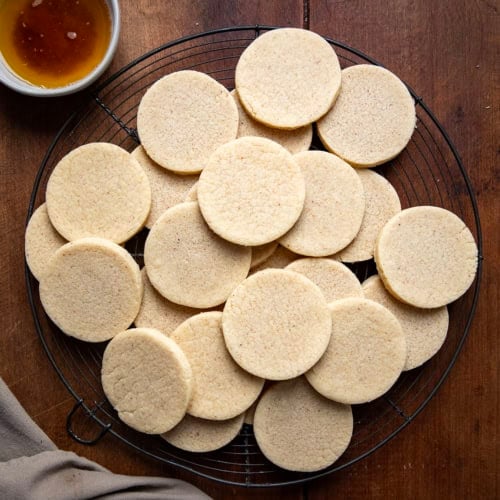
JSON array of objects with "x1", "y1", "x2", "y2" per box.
[{"x1": 0, "y1": 0, "x2": 111, "y2": 88}]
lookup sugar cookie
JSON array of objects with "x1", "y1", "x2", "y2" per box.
[
  {"x1": 101, "y1": 328, "x2": 192, "y2": 434},
  {"x1": 280, "y1": 151, "x2": 365, "y2": 256},
  {"x1": 184, "y1": 182, "x2": 198, "y2": 202},
  {"x1": 235, "y1": 28, "x2": 341, "y2": 129},
  {"x1": 39, "y1": 237, "x2": 142, "y2": 342},
  {"x1": 251, "y1": 245, "x2": 298, "y2": 273},
  {"x1": 132, "y1": 146, "x2": 198, "y2": 229},
  {"x1": 306, "y1": 298, "x2": 406, "y2": 404},
  {"x1": 222, "y1": 269, "x2": 331, "y2": 380},
  {"x1": 375, "y1": 206, "x2": 478, "y2": 308},
  {"x1": 286, "y1": 258, "x2": 363, "y2": 303},
  {"x1": 162, "y1": 414, "x2": 244, "y2": 452},
  {"x1": 231, "y1": 90, "x2": 312, "y2": 153},
  {"x1": 335, "y1": 169, "x2": 401, "y2": 262},
  {"x1": 254, "y1": 377, "x2": 353, "y2": 472},
  {"x1": 137, "y1": 70, "x2": 238, "y2": 174},
  {"x1": 243, "y1": 399, "x2": 258, "y2": 425},
  {"x1": 144, "y1": 202, "x2": 251, "y2": 308},
  {"x1": 134, "y1": 268, "x2": 198, "y2": 335},
  {"x1": 317, "y1": 64, "x2": 416, "y2": 167},
  {"x1": 46, "y1": 143, "x2": 151, "y2": 243},
  {"x1": 363, "y1": 275, "x2": 449, "y2": 370},
  {"x1": 198, "y1": 137, "x2": 305, "y2": 245},
  {"x1": 171, "y1": 312, "x2": 264, "y2": 420},
  {"x1": 250, "y1": 242, "x2": 279, "y2": 269},
  {"x1": 25, "y1": 203, "x2": 66, "y2": 281}
]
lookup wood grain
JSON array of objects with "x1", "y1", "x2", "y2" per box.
[
  {"x1": 0, "y1": 1, "x2": 497, "y2": 498},
  {"x1": 308, "y1": 1, "x2": 498, "y2": 498}
]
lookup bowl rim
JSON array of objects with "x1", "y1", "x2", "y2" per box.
[{"x1": 0, "y1": 0, "x2": 121, "y2": 97}]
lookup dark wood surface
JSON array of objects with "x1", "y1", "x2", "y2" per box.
[{"x1": 0, "y1": 1, "x2": 497, "y2": 498}]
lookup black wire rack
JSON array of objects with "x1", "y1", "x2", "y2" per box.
[{"x1": 26, "y1": 26, "x2": 483, "y2": 487}]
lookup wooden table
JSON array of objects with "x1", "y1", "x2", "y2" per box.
[{"x1": 0, "y1": 1, "x2": 497, "y2": 498}]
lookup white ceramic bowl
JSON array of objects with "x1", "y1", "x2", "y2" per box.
[{"x1": 0, "y1": 0, "x2": 120, "y2": 97}]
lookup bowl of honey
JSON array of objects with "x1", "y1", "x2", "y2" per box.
[{"x1": 0, "y1": 0, "x2": 120, "y2": 96}]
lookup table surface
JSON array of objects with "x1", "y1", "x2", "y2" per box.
[{"x1": 0, "y1": 1, "x2": 498, "y2": 498}]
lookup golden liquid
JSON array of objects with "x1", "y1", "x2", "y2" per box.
[{"x1": 0, "y1": 0, "x2": 111, "y2": 88}]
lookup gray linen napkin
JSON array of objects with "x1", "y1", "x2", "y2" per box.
[{"x1": 0, "y1": 378, "x2": 210, "y2": 499}]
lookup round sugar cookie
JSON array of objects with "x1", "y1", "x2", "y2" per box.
[
  {"x1": 184, "y1": 182, "x2": 198, "y2": 202},
  {"x1": 102, "y1": 328, "x2": 192, "y2": 434},
  {"x1": 25, "y1": 203, "x2": 66, "y2": 281},
  {"x1": 46, "y1": 143, "x2": 151, "y2": 243},
  {"x1": 363, "y1": 275, "x2": 449, "y2": 370},
  {"x1": 279, "y1": 151, "x2": 365, "y2": 256},
  {"x1": 222, "y1": 269, "x2": 331, "y2": 380},
  {"x1": 171, "y1": 312, "x2": 264, "y2": 420},
  {"x1": 254, "y1": 377, "x2": 353, "y2": 472},
  {"x1": 235, "y1": 28, "x2": 341, "y2": 129},
  {"x1": 317, "y1": 64, "x2": 416, "y2": 167},
  {"x1": 144, "y1": 202, "x2": 251, "y2": 308},
  {"x1": 134, "y1": 268, "x2": 198, "y2": 335},
  {"x1": 162, "y1": 413, "x2": 244, "y2": 452},
  {"x1": 231, "y1": 90, "x2": 313, "y2": 153},
  {"x1": 132, "y1": 146, "x2": 198, "y2": 228},
  {"x1": 286, "y1": 258, "x2": 363, "y2": 303},
  {"x1": 251, "y1": 245, "x2": 298, "y2": 273},
  {"x1": 250, "y1": 242, "x2": 279, "y2": 269},
  {"x1": 306, "y1": 298, "x2": 406, "y2": 404},
  {"x1": 335, "y1": 169, "x2": 401, "y2": 262},
  {"x1": 375, "y1": 206, "x2": 478, "y2": 308},
  {"x1": 243, "y1": 399, "x2": 259, "y2": 425},
  {"x1": 137, "y1": 70, "x2": 238, "y2": 174},
  {"x1": 198, "y1": 137, "x2": 305, "y2": 246},
  {"x1": 39, "y1": 237, "x2": 142, "y2": 342}
]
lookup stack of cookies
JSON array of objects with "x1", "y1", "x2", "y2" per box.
[{"x1": 25, "y1": 28, "x2": 478, "y2": 473}]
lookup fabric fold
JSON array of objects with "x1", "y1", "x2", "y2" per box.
[{"x1": 0, "y1": 378, "x2": 210, "y2": 499}]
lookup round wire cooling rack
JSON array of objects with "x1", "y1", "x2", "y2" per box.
[{"x1": 26, "y1": 26, "x2": 483, "y2": 487}]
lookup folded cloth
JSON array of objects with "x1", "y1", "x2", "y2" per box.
[{"x1": 0, "y1": 378, "x2": 210, "y2": 499}]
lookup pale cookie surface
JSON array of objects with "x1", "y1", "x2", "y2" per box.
[
  {"x1": 198, "y1": 137, "x2": 305, "y2": 246},
  {"x1": 101, "y1": 328, "x2": 192, "y2": 434},
  {"x1": 162, "y1": 413, "x2": 244, "y2": 453},
  {"x1": 254, "y1": 377, "x2": 353, "y2": 472},
  {"x1": 375, "y1": 206, "x2": 478, "y2": 308},
  {"x1": 235, "y1": 28, "x2": 341, "y2": 129},
  {"x1": 132, "y1": 146, "x2": 198, "y2": 228},
  {"x1": 39, "y1": 237, "x2": 142, "y2": 342},
  {"x1": 306, "y1": 298, "x2": 406, "y2": 404},
  {"x1": 134, "y1": 268, "x2": 199, "y2": 335},
  {"x1": 144, "y1": 202, "x2": 251, "y2": 308},
  {"x1": 335, "y1": 169, "x2": 401, "y2": 262},
  {"x1": 363, "y1": 275, "x2": 449, "y2": 370},
  {"x1": 250, "y1": 242, "x2": 279, "y2": 269},
  {"x1": 222, "y1": 269, "x2": 331, "y2": 380},
  {"x1": 25, "y1": 203, "x2": 66, "y2": 281},
  {"x1": 46, "y1": 143, "x2": 151, "y2": 243},
  {"x1": 243, "y1": 399, "x2": 258, "y2": 425},
  {"x1": 280, "y1": 151, "x2": 365, "y2": 256},
  {"x1": 171, "y1": 312, "x2": 264, "y2": 420},
  {"x1": 251, "y1": 245, "x2": 297, "y2": 273},
  {"x1": 137, "y1": 70, "x2": 238, "y2": 174},
  {"x1": 232, "y1": 90, "x2": 312, "y2": 153},
  {"x1": 317, "y1": 64, "x2": 416, "y2": 167},
  {"x1": 184, "y1": 182, "x2": 198, "y2": 202},
  {"x1": 286, "y1": 258, "x2": 363, "y2": 303}
]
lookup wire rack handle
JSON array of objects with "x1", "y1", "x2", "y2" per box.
[{"x1": 66, "y1": 399, "x2": 112, "y2": 445}]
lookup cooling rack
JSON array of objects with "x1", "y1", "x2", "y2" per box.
[{"x1": 26, "y1": 26, "x2": 483, "y2": 487}]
